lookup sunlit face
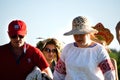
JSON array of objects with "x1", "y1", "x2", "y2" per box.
[
  {"x1": 73, "y1": 34, "x2": 90, "y2": 47},
  {"x1": 43, "y1": 44, "x2": 57, "y2": 62},
  {"x1": 9, "y1": 35, "x2": 25, "y2": 48}
]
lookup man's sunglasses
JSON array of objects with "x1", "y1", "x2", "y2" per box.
[
  {"x1": 44, "y1": 48, "x2": 57, "y2": 53},
  {"x1": 10, "y1": 35, "x2": 24, "y2": 39}
]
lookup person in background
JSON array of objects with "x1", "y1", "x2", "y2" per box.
[
  {"x1": 53, "y1": 16, "x2": 115, "y2": 80},
  {"x1": 0, "y1": 20, "x2": 53, "y2": 80},
  {"x1": 93, "y1": 22, "x2": 114, "y2": 53},
  {"x1": 36, "y1": 38, "x2": 62, "y2": 73},
  {"x1": 93, "y1": 23, "x2": 119, "y2": 80},
  {"x1": 115, "y1": 21, "x2": 120, "y2": 44}
]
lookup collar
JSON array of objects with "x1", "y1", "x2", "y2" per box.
[{"x1": 9, "y1": 42, "x2": 27, "y2": 54}]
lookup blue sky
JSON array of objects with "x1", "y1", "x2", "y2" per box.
[{"x1": 0, "y1": 0, "x2": 120, "y2": 51}]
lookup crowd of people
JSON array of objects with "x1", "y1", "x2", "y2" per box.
[{"x1": 0, "y1": 16, "x2": 119, "y2": 80}]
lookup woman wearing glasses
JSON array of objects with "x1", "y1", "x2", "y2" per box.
[{"x1": 36, "y1": 38, "x2": 62, "y2": 73}]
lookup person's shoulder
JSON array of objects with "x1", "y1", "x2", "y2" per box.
[
  {"x1": 64, "y1": 42, "x2": 74, "y2": 48},
  {"x1": 26, "y1": 43, "x2": 41, "y2": 52},
  {"x1": 0, "y1": 43, "x2": 10, "y2": 54},
  {"x1": 93, "y1": 42, "x2": 107, "y2": 52},
  {"x1": 62, "y1": 42, "x2": 75, "y2": 51},
  {"x1": 26, "y1": 43, "x2": 35, "y2": 48},
  {"x1": 25, "y1": 43, "x2": 43, "y2": 56},
  {"x1": 94, "y1": 42, "x2": 102, "y2": 47},
  {"x1": 95, "y1": 42, "x2": 105, "y2": 48},
  {"x1": 0, "y1": 43, "x2": 10, "y2": 49}
]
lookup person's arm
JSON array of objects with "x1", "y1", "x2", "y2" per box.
[
  {"x1": 98, "y1": 59, "x2": 116, "y2": 80},
  {"x1": 53, "y1": 59, "x2": 66, "y2": 80},
  {"x1": 33, "y1": 48, "x2": 53, "y2": 79},
  {"x1": 97, "y1": 46, "x2": 116, "y2": 80},
  {"x1": 42, "y1": 67, "x2": 53, "y2": 79}
]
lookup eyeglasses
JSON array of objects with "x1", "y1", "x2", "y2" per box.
[
  {"x1": 10, "y1": 35, "x2": 24, "y2": 39},
  {"x1": 44, "y1": 48, "x2": 57, "y2": 53}
]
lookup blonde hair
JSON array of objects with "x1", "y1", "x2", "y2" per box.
[{"x1": 90, "y1": 33, "x2": 111, "y2": 53}]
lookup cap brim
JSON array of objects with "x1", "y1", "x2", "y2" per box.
[{"x1": 8, "y1": 31, "x2": 27, "y2": 37}]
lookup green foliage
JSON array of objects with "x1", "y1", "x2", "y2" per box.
[{"x1": 109, "y1": 49, "x2": 120, "y2": 79}]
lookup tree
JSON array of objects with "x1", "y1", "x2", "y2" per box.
[{"x1": 109, "y1": 49, "x2": 120, "y2": 79}]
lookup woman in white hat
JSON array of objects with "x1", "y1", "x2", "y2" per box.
[{"x1": 53, "y1": 16, "x2": 115, "y2": 80}]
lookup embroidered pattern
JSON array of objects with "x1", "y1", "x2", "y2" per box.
[
  {"x1": 55, "y1": 59, "x2": 66, "y2": 74},
  {"x1": 98, "y1": 59, "x2": 114, "y2": 74}
]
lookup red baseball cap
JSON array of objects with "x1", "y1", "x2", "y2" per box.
[{"x1": 8, "y1": 20, "x2": 27, "y2": 37}]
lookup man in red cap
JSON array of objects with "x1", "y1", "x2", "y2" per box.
[{"x1": 0, "y1": 20, "x2": 53, "y2": 80}]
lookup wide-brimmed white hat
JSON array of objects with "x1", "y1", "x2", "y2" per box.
[{"x1": 64, "y1": 16, "x2": 98, "y2": 35}]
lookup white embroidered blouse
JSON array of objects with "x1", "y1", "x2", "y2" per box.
[{"x1": 53, "y1": 42, "x2": 115, "y2": 80}]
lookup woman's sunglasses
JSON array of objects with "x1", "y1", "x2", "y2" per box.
[
  {"x1": 10, "y1": 35, "x2": 24, "y2": 39},
  {"x1": 44, "y1": 48, "x2": 57, "y2": 53}
]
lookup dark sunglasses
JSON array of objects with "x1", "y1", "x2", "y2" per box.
[
  {"x1": 10, "y1": 35, "x2": 24, "y2": 39},
  {"x1": 44, "y1": 48, "x2": 57, "y2": 53}
]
